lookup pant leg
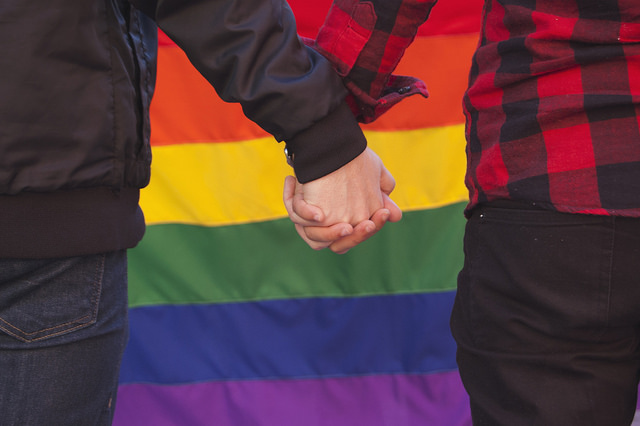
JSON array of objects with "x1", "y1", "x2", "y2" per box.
[
  {"x1": 451, "y1": 205, "x2": 640, "y2": 426},
  {"x1": 0, "y1": 250, "x2": 129, "y2": 426}
]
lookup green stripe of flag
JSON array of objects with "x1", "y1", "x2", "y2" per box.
[{"x1": 128, "y1": 203, "x2": 466, "y2": 307}]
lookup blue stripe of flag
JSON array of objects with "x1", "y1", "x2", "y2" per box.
[{"x1": 120, "y1": 291, "x2": 458, "y2": 384}]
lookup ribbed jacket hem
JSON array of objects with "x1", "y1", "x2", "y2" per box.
[{"x1": 0, "y1": 187, "x2": 145, "y2": 259}]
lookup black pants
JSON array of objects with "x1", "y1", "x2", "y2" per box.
[{"x1": 451, "y1": 203, "x2": 640, "y2": 425}]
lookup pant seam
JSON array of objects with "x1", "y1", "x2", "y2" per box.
[{"x1": 605, "y1": 217, "x2": 616, "y2": 330}]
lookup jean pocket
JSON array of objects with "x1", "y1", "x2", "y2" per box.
[{"x1": 0, "y1": 254, "x2": 104, "y2": 343}]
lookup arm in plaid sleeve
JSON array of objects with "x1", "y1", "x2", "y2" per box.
[{"x1": 307, "y1": 0, "x2": 437, "y2": 123}]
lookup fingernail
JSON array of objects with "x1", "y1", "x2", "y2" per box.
[
  {"x1": 365, "y1": 223, "x2": 375, "y2": 233},
  {"x1": 313, "y1": 214, "x2": 321, "y2": 221},
  {"x1": 340, "y1": 227, "x2": 351, "y2": 237}
]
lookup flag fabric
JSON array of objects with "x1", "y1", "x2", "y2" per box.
[{"x1": 113, "y1": 1, "x2": 483, "y2": 424}]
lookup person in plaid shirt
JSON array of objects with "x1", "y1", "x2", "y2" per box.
[{"x1": 288, "y1": 0, "x2": 640, "y2": 424}]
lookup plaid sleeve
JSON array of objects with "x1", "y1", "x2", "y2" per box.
[{"x1": 305, "y1": 0, "x2": 437, "y2": 123}]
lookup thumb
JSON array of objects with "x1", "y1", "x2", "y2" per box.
[
  {"x1": 283, "y1": 175, "x2": 325, "y2": 224},
  {"x1": 380, "y1": 165, "x2": 396, "y2": 195}
]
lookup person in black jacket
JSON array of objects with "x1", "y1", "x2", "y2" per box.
[{"x1": 0, "y1": 0, "x2": 400, "y2": 424}]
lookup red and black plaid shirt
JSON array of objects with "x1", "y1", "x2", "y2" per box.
[
  {"x1": 315, "y1": 0, "x2": 640, "y2": 217},
  {"x1": 465, "y1": 0, "x2": 640, "y2": 216}
]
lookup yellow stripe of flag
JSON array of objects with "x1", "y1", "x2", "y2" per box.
[{"x1": 141, "y1": 125, "x2": 468, "y2": 226}]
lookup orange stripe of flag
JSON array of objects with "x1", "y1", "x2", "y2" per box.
[{"x1": 150, "y1": 33, "x2": 477, "y2": 146}]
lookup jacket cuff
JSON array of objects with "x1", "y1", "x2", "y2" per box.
[{"x1": 285, "y1": 101, "x2": 366, "y2": 183}]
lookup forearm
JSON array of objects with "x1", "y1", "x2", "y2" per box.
[{"x1": 312, "y1": 0, "x2": 437, "y2": 122}]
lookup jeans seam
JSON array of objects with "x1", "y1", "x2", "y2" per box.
[
  {"x1": 0, "y1": 319, "x2": 94, "y2": 343},
  {"x1": 91, "y1": 253, "x2": 106, "y2": 325}
]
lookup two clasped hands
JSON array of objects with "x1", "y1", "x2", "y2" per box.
[{"x1": 283, "y1": 147, "x2": 402, "y2": 254}]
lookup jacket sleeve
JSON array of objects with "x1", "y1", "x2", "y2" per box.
[
  {"x1": 308, "y1": 0, "x2": 436, "y2": 123},
  {"x1": 127, "y1": 0, "x2": 366, "y2": 183}
]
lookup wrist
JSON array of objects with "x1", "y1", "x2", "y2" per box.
[{"x1": 284, "y1": 101, "x2": 366, "y2": 183}]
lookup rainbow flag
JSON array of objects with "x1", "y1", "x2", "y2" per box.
[{"x1": 113, "y1": 1, "x2": 483, "y2": 424}]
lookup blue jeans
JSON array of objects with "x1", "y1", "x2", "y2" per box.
[{"x1": 0, "y1": 251, "x2": 129, "y2": 425}]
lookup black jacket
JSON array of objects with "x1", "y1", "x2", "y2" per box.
[{"x1": 0, "y1": 0, "x2": 366, "y2": 258}]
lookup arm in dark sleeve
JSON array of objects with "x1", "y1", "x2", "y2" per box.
[{"x1": 128, "y1": 0, "x2": 366, "y2": 182}]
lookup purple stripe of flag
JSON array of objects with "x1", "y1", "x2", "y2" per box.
[{"x1": 114, "y1": 370, "x2": 470, "y2": 426}]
